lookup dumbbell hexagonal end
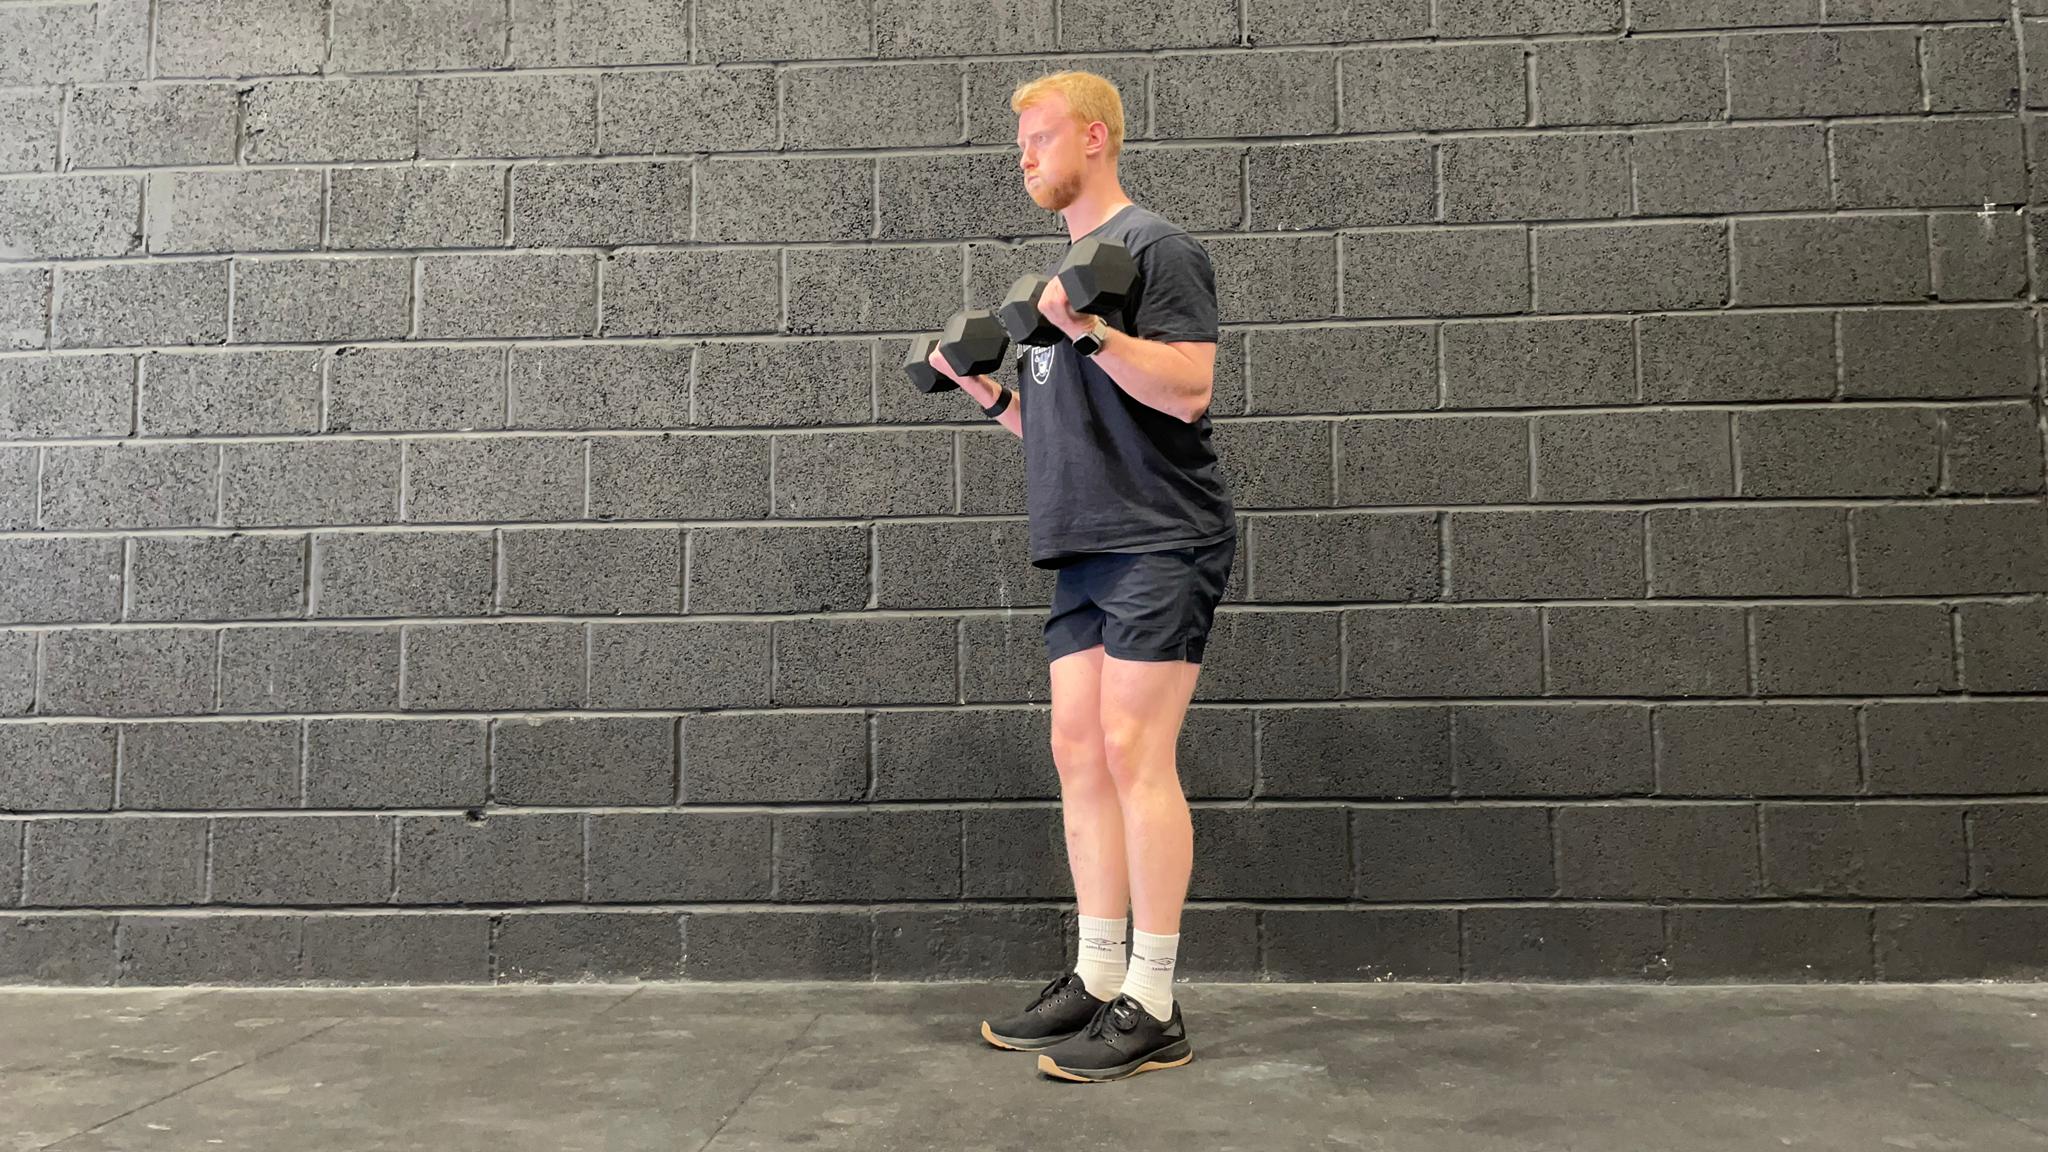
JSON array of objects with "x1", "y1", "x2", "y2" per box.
[
  {"x1": 939, "y1": 308, "x2": 1010, "y2": 378},
  {"x1": 997, "y1": 274, "x2": 1063, "y2": 347},
  {"x1": 1057, "y1": 237, "x2": 1138, "y2": 317},
  {"x1": 904, "y1": 333, "x2": 955, "y2": 394}
]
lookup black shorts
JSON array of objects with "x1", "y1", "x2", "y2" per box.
[{"x1": 1043, "y1": 537, "x2": 1235, "y2": 665}]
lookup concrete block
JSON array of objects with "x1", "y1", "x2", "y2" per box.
[
  {"x1": 55, "y1": 261, "x2": 227, "y2": 348},
  {"x1": 1442, "y1": 133, "x2": 1631, "y2": 223},
  {"x1": 156, "y1": 0, "x2": 324, "y2": 76},
  {"x1": 1204, "y1": 236, "x2": 1337, "y2": 323},
  {"x1": 502, "y1": 526, "x2": 681, "y2": 614},
  {"x1": 1248, "y1": 511, "x2": 1438, "y2": 602},
  {"x1": 1346, "y1": 606, "x2": 1543, "y2": 697},
  {"x1": 0, "y1": 633, "x2": 27, "y2": 715},
  {"x1": 1438, "y1": 0, "x2": 1623, "y2": 33},
  {"x1": 1877, "y1": 905, "x2": 2048, "y2": 981},
  {"x1": 694, "y1": 0, "x2": 874, "y2": 61},
  {"x1": 332, "y1": 0, "x2": 506, "y2": 69},
  {"x1": 141, "y1": 350, "x2": 320, "y2": 437},
  {"x1": 507, "y1": 344, "x2": 690, "y2": 430},
  {"x1": 245, "y1": 79, "x2": 417, "y2": 163},
  {"x1": 1727, "y1": 30, "x2": 1921, "y2": 117},
  {"x1": 0, "y1": 355, "x2": 133, "y2": 437},
  {"x1": 1534, "y1": 37, "x2": 1725, "y2": 125},
  {"x1": 1972, "y1": 804, "x2": 2048, "y2": 895},
  {"x1": 874, "y1": 907, "x2": 1066, "y2": 981},
  {"x1": 419, "y1": 75, "x2": 596, "y2": 159},
  {"x1": 1925, "y1": 25, "x2": 2020, "y2": 113},
  {"x1": 421, "y1": 254, "x2": 596, "y2": 340},
  {"x1": 587, "y1": 621, "x2": 771, "y2": 708},
  {"x1": 0, "y1": 268, "x2": 48, "y2": 350},
  {"x1": 696, "y1": 340, "x2": 870, "y2": 426},
  {"x1": 771, "y1": 616, "x2": 956, "y2": 706},
  {"x1": 1355, "y1": 807, "x2": 1552, "y2": 900},
  {"x1": 878, "y1": 153, "x2": 1055, "y2": 241},
  {"x1": 0, "y1": 538, "x2": 121, "y2": 626},
  {"x1": 1342, "y1": 44, "x2": 1525, "y2": 132},
  {"x1": 24, "y1": 817, "x2": 206, "y2": 906},
  {"x1": 1265, "y1": 909, "x2": 1461, "y2": 981},
  {"x1": 1933, "y1": 209, "x2": 2025, "y2": 302},
  {"x1": 211, "y1": 815, "x2": 394, "y2": 904},
  {"x1": 1340, "y1": 227, "x2": 1528, "y2": 319},
  {"x1": 0, "y1": 91, "x2": 59, "y2": 174},
  {"x1": 1209, "y1": 419, "x2": 1330, "y2": 509},
  {"x1": 785, "y1": 63, "x2": 962, "y2": 149},
  {"x1": 1631, "y1": 0, "x2": 1820, "y2": 28},
  {"x1": 961, "y1": 612, "x2": 1052, "y2": 703},
  {"x1": 588, "y1": 813, "x2": 771, "y2": 902},
  {"x1": 1657, "y1": 704, "x2": 1860, "y2": 796},
  {"x1": 788, "y1": 246, "x2": 959, "y2": 336},
  {"x1": 510, "y1": 0, "x2": 691, "y2": 67},
  {"x1": 1112, "y1": 146, "x2": 1246, "y2": 231},
  {"x1": 513, "y1": 161, "x2": 689, "y2": 246},
  {"x1": 1258, "y1": 705, "x2": 1451, "y2": 798},
  {"x1": 1827, "y1": 0, "x2": 2005, "y2": 19},
  {"x1": 1869, "y1": 701, "x2": 2048, "y2": 795},
  {"x1": 116, "y1": 916, "x2": 301, "y2": 984},
  {"x1": 301, "y1": 914, "x2": 489, "y2": 982},
  {"x1": 0, "y1": 449, "x2": 33, "y2": 530},
  {"x1": 0, "y1": 915, "x2": 116, "y2": 985},
  {"x1": 1958, "y1": 601, "x2": 2048, "y2": 691},
  {"x1": 220, "y1": 624, "x2": 401, "y2": 713},
  {"x1": 1736, "y1": 407, "x2": 1940, "y2": 497},
  {"x1": 871, "y1": 709, "x2": 1053, "y2": 800},
  {"x1": 328, "y1": 346, "x2": 506, "y2": 433},
  {"x1": 1841, "y1": 308, "x2": 2034, "y2": 399},
  {"x1": 589, "y1": 434, "x2": 770, "y2": 520},
  {"x1": 1448, "y1": 510, "x2": 1642, "y2": 600},
  {"x1": 147, "y1": 169, "x2": 323, "y2": 256},
  {"x1": 1189, "y1": 807, "x2": 1349, "y2": 898},
  {"x1": 1247, "y1": 141, "x2": 1430, "y2": 231},
  {"x1": 1336, "y1": 416, "x2": 1530, "y2": 505},
  {"x1": 393, "y1": 813, "x2": 582, "y2": 904},
  {"x1": 682, "y1": 711, "x2": 866, "y2": 803},
  {"x1": 69, "y1": 83, "x2": 236, "y2": 167},
  {"x1": 330, "y1": 166, "x2": 506, "y2": 250},
  {"x1": 1535, "y1": 411, "x2": 1734, "y2": 501},
  {"x1": 689, "y1": 525, "x2": 867, "y2": 614},
  {"x1": 1666, "y1": 905, "x2": 1874, "y2": 980},
  {"x1": 1059, "y1": 0, "x2": 1236, "y2": 48},
  {"x1": 1195, "y1": 609, "x2": 1343, "y2": 700},
  {"x1": 962, "y1": 808, "x2": 1065, "y2": 898},
  {"x1": 702, "y1": 158, "x2": 875, "y2": 243},
  {"x1": 1546, "y1": 605, "x2": 1750, "y2": 696},
  {"x1": 1532, "y1": 222, "x2": 1729, "y2": 312},
  {"x1": 1945, "y1": 401, "x2": 2044, "y2": 495},
  {"x1": 1763, "y1": 803, "x2": 1968, "y2": 898},
  {"x1": 220, "y1": 440, "x2": 402, "y2": 527},
  {"x1": 129, "y1": 534, "x2": 304, "y2": 622},
  {"x1": 1754, "y1": 604, "x2": 1955, "y2": 695},
  {"x1": 311, "y1": 529, "x2": 493, "y2": 618},
  {"x1": 1853, "y1": 504, "x2": 2048, "y2": 595},
  {"x1": 775, "y1": 809, "x2": 960, "y2": 902},
  {"x1": 306, "y1": 718, "x2": 487, "y2": 807},
  {"x1": 494, "y1": 716, "x2": 674, "y2": 806},
  {"x1": 1647, "y1": 507, "x2": 1849, "y2": 596},
  {"x1": 601, "y1": 68, "x2": 778, "y2": 153},
  {"x1": 682, "y1": 910, "x2": 870, "y2": 979},
  {"x1": 1453, "y1": 704, "x2": 1655, "y2": 796},
  {"x1": 0, "y1": 0, "x2": 146, "y2": 86},
  {"x1": 496, "y1": 911, "x2": 683, "y2": 981},
  {"x1": 233, "y1": 258, "x2": 411, "y2": 344},
  {"x1": 874, "y1": 520, "x2": 1052, "y2": 609},
  {"x1": 1154, "y1": 51, "x2": 1337, "y2": 138},
  {"x1": 41, "y1": 443, "x2": 215, "y2": 531},
  {"x1": 603, "y1": 251, "x2": 779, "y2": 338},
  {"x1": 1248, "y1": 0, "x2": 1427, "y2": 43},
  {"x1": 1633, "y1": 125, "x2": 1830, "y2": 214},
  {"x1": 0, "y1": 723, "x2": 117, "y2": 812},
  {"x1": 1833, "y1": 119, "x2": 2025, "y2": 209},
  {"x1": 402, "y1": 622, "x2": 586, "y2": 710},
  {"x1": 773, "y1": 431, "x2": 953, "y2": 517},
  {"x1": 958, "y1": 428, "x2": 1028, "y2": 515},
  {"x1": 1444, "y1": 319, "x2": 1634, "y2": 408},
  {"x1": 404, "y1": 437, "x2": 584, "y2": 523},
  {"x1": 1638, "y1": 312, "x2": 1836, "y2": 403}
]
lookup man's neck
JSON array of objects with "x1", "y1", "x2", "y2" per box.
[{"x1": 1062, "y1": 183, "x2": 1133, "y2": 241}]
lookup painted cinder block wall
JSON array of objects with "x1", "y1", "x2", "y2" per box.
[{"x1": 0, "y1": 0, "x2": 2044, "y2": 985}]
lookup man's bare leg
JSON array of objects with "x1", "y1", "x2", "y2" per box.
[
  {"x1": 1099, "y1": 654, "x2": 1202, "y2": 1020},
  {"x1": 1050, "y1": 646, "x2": 1129, "y2": 998}
]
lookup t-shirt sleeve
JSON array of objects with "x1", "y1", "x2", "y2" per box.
[{"x1": 1130, "y1": 232, "x2": 1219, "y2": 344}]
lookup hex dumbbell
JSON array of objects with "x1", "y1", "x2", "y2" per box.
[
  {"x1": 902, "y1": 309, "x2": 1011, "y2": 394},
  {"x1": 996, "y1": 237, "x2": 1139, "y2": 347}
]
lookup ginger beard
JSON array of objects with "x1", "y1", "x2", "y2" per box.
[{"x1": 1026, "y1": 166, "x2": 1083, "y2": 212}]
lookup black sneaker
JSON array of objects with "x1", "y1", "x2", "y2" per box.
[
  {"x1": 1036, "y1": 993, "x2": 1193, "y2": 1083},
  {"x1": 979, "y1": 971, "x2": 1110, "y2": 1052}
]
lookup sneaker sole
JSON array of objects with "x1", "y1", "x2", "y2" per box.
[
  {"x1": 1037, "y1": 1043, "x2": 1194, "y2": 1083},
  {"x1": 980, "y1": 1020, "x2": 1076, "y2": 1052}
]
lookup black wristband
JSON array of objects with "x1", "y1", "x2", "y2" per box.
[{"x1": 980, "y1": 386, "x2": 1013, "y2": 418}]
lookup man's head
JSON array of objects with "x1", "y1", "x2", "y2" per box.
[{"x1": 1010, "y1": 71, "x2": 1124, "y2": 212}]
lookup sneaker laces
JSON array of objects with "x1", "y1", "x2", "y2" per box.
[
  {"x1": 1027, "y1": 972, "x2": 1078, "y2": 1014},
  {"x1": 1084, "y1": 994, "x2": 1141, "y2": 1040}
]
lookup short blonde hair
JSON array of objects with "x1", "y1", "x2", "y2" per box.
[{"x1": 1010, "y1": 70, "x2": 1125, "y2": 158}]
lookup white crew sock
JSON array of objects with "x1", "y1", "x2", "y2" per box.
[
  {"x1": 1074, "y1": 914, "x2": 1128, "y2": 1001},
  {"x1": 1122, "y1": 929, "x2": 1180, "y2": 1022}
]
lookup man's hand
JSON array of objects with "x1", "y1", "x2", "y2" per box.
[
  {"x1": 1037, "y1": 274, "x2": 1092, "y2": 342},
  {"x1": 926, "y1": 346, "x2": 972, "y2": 388}
]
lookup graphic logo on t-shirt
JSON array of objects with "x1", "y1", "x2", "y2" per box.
[{"x1": 1029, "y1": 344, "x2": 1055, "y2": 387}]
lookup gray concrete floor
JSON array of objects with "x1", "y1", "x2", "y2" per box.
[{"x1": 3, "y1": 982, "x2": 2045, "y2": 1152}]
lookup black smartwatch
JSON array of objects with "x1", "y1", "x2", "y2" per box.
[{"x1": 980, "y1": 386, "x2": 1013, "y2": 418}]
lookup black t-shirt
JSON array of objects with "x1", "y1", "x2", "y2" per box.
[{"x1": 1018, "y1": 204, "x2": 1237, "y2": 568}]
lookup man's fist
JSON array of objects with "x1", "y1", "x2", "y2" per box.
[{"x1": 1036, "y1": 274, "x2": 1091, "y2": 341}]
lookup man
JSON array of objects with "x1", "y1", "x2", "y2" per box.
[{"x1": 926, "y1": 70, "x2": 1234, "y2": 1083}]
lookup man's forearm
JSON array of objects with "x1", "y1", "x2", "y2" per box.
[
  {"x1": 1090, "y1": 333, "x2": 1212, "y2": 423},
  {"x1": 958, "y1": 374, "x2": 1023, "y2": 438}
]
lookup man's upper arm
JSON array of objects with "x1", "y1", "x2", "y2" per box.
[{"x1": 1131, "y1": 232, "x2": 1219, "y2": 345}]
